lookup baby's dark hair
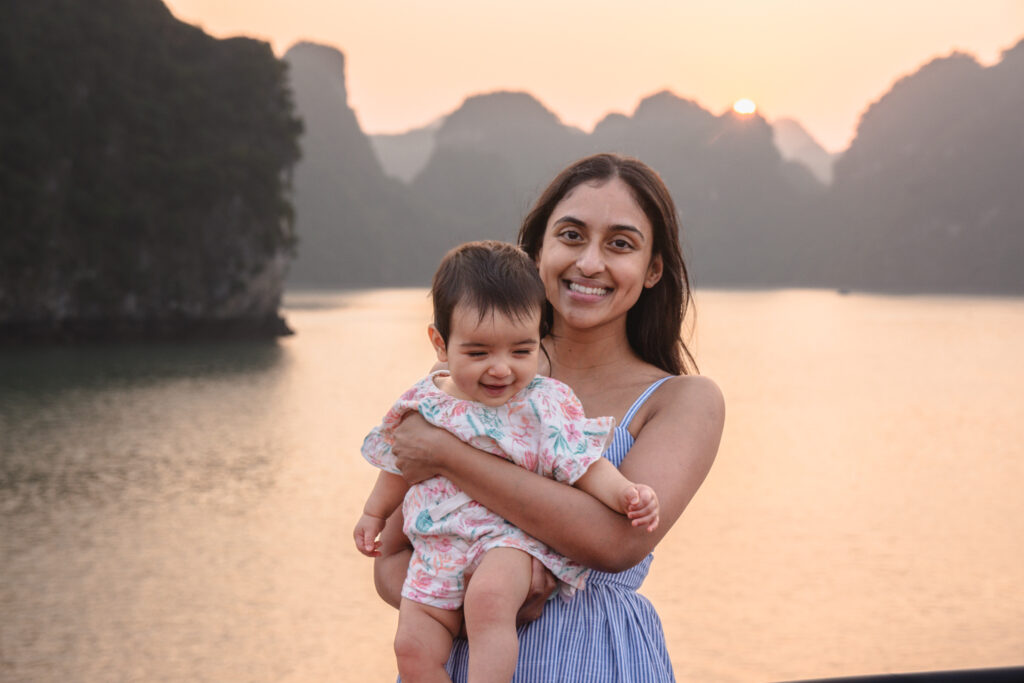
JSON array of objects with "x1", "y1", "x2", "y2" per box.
[{"x1": 432, "y1": 240, "x2": 547, "y2": 344}]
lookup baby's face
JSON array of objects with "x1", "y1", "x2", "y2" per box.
[{"x1": 439, "y1": 304, "x2": 542, "y2": 407}]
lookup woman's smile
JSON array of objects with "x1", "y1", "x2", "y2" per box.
[{"x1": 566, "y1": 280, "x2": 612, "y2": 298}]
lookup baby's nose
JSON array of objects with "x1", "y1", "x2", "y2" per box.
[{"x1": 489, "y1": 362, "x2": 511, "y2": 378}]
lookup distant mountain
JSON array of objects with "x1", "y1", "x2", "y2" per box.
[
  {"x1": 285, "y1": 37, "x2": 1024, "y2": 294},
  {"x1": 772, "y1": 118, "x2": 835, "y2": 185},
  {"x1": 408, "y1": 91, "x2": 587, "y2": 245},
  {"x1": 284, "y1": 42, "x2": 443, "y2": 286},
  {"x1": 396, "y1": 89, "x2": 828, "y2": 288},
  {"x1": 827, "y1": 39, "x2": 1024, "y2": 292},
  {"x1": 369, "y1": 118, "x2": 444, "y2": 183}
]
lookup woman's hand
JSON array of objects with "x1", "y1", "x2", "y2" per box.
[
  {"x1": 516, "y1": 557, "x2": 557, "y2": 628},
  {"x1": 392, "y1": 411, "x2": 455, "y2": 484}
]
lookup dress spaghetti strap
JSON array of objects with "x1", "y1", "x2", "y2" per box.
[{"x1": 619, "y1": 376, "x2": 673, "y2": 431}]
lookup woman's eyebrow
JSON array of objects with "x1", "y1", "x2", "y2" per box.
[
  {"x1": 552, "y1": 214, "x2": 586, "y2": 227},
  {"x1": 611, "y1": 224, "x2": 646, "y2": 241}
]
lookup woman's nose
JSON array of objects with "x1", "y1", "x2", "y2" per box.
[{"x1": 576, "y1": 243, "x2": 604, "y2": 275}]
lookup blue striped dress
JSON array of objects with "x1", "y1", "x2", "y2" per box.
[{"x1": 445, "y1": 376, "x2": 676, "y2": 682}]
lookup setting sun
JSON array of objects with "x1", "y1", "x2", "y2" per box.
[{"x1": 733, "y1": 98, "x2": 757, "y2": 115}]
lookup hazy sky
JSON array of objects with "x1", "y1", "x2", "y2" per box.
[{"x1": 162, "y1": 0, "x2": 1022, "y2": 151}]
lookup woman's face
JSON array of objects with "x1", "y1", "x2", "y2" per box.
[{"x1": 536, "y1": 177, "x2": 663, "y2": 335}]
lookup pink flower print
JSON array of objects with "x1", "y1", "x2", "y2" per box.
[
  {"x1": 563, "y1": 422, "x2": 582, "y2": 443},
  {"x1": 561, "y1": 399, "x2": 584, "y2": 421},
  {"x1": 433, "y1": 552, "x2": 460, "y2": 575},
  {"x1": 407, "y1": 570, "x2": 434, "y2": 593},
  {"x1": 519, "y1": 449, "x2": 539, "y2": 472}
]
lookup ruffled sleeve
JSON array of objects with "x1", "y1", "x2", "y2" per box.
[
  {"x1": 525, "y1": 377, "x2": 615, "y2": 484},
  {"x1": 360, "y1": 379, "x2": 432, "y2": 475}
]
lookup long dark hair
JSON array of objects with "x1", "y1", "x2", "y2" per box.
[{"x1": 518, "y1": 153, "x2": 696, "y2": 375}]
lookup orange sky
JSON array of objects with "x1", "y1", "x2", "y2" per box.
[{"x1": 162, "y1": 0, "x2": 1022, "y2": 151}]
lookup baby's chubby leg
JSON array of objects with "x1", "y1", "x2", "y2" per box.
[
  {"x1": 395, "y1": 598, "x2": 462, "y2": 683},
  {"x1": 463, "y1": 547, "x2": 534, "y2": 683}
]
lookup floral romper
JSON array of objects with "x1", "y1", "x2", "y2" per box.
[{"x1": 362, "y1": 370, "x2": 614, "y2": 610}]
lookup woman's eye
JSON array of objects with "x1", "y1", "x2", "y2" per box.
[
  {"x1": 559, "y1": 229, "x2": 583, "y2": 242},
  {"x1": 610, "y1": 238, "x2": 635, "y2": 250}
]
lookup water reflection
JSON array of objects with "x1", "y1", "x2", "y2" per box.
[
  {"x1": 0, "y1": 340, "x2": 288, "y2": 517},
  {"x1": 2, "y1": 290, "x2": 1022, "y2": 682},
  {"x1": 0, "y1": 339, "x2": 286, "y2": 393}
]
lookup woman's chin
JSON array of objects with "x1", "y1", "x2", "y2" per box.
[{"x1": 558, "y1": 308, "x2": 616, "y2": 333}]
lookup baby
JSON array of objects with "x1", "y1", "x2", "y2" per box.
[{"x1": 354, "y1": 241, "x2": 660, "y2": 683}]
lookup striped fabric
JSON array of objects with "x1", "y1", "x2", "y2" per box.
[{"x1": 444, "y1": 376, "x2": 676, "y2": 682}]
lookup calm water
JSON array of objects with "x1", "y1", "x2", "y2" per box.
[{"x1": 2, "y1": 289, "x2": 1022, "y2": 682}]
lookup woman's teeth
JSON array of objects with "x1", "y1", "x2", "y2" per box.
[{"x1": 569, "y1": 282, "x2": 609, "y2": 296}]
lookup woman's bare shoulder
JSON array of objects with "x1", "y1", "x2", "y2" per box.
[
  {"x1": 637, "y1": 374, "x2": 725, "y2": 433},
  {"x1": 618, "y1": 372, "x2": 723, "y2": 531},
  {"x1": 662, "y1": 374, "x2": 723, "y2": 404}
]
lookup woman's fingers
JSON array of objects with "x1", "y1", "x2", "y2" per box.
[
  {"x1": 516, "y1": 557, "x2": 557, "y2": 627},
  {"x1": 392, "y1": 412, "x2": 437, "y2": 484}
]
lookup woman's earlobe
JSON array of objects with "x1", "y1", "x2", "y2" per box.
[{"x1": 645, "y1": 254, "x2": 664, "y2": 288}]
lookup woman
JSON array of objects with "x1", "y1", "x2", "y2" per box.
[{"x1": 375, "y1": 153, "x2": 725, "y2": 681}]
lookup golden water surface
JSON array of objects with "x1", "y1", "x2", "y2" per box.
[{"x1": 2, "y1": 289, "x2": 1022, "y2": 682}]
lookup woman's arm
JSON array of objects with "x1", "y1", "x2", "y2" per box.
[{"x1": 393, "y1": 375, "x2": 724, "y2": 573}]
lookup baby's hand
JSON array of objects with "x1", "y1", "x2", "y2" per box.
[
  {"x1": 353, "y1": 513, "x2": 386, "y2": 557},
  {"x1": 623, "y1": 484, "x2": 660, "y2": 532}
]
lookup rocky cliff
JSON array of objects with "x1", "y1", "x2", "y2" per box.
[
  {"x1": 0, "y1": 0, "x2": 302, "y2": 341},
  {"x1": 825, "y1": 39, "x2": 1024, "y2": 292},
  {"x1": 284, "y1": 42, "x2": 445, "y2": 286}
]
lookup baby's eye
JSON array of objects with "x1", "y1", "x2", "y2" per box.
[
  {"x1": 512, "y1": 349, "x2": 534, "y2": 357},
  {"x1": 466, "y1": 351, "x2": 487, "y2": 358}
]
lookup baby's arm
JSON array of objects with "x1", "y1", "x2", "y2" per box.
[
  {"x1": 572, "y1": 459, "x2": 660, "y2": 532},
  {"x1": 354, "y1": 471, "x2": 409, "y2": 557}
]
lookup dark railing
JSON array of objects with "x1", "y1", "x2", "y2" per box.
[{"x1": 781, "y1": 666, "x2": 1024, "y2": 683}]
